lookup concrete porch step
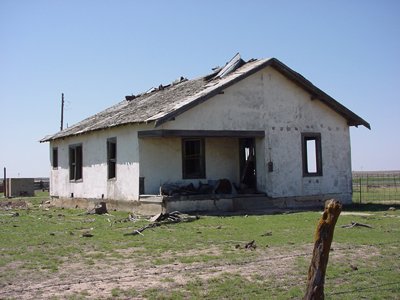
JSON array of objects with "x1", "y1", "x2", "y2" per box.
[
  {"x1": 232, "y1": 196, "x2": 278, "y2": 211},
  {"x1": 139, "y1": 195, "x2": 163, "y2": 204}
]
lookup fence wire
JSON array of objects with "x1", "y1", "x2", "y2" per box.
[{"x1": 352, "y1": 171, "x2": 400, "y2": 204}]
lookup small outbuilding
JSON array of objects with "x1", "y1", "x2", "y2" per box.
[
  {"x1": 4, "y1": 178, "x2": 35, "y2": 197},
  {"x1": 41, "y1": 54, "x2": 370, "y2": 213}
]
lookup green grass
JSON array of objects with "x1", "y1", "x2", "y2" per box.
[
  {"x1": 1, "y1": 196, "x2": 399, "y2": 299},
  {"x1": 139, "y1": 205, "x2": 400, "y2": 299},
  {"x1": 111, "y1": 287, "x2": 139, "y2": 298},
  {"x1": 352, "y1": 186, "x2": 400, "y2": 203}
]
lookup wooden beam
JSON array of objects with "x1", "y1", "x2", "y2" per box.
[{"x1": 138, "y1": 129, "x2": 265, "y2": 138}]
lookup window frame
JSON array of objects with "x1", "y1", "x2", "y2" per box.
[
  {"x1": 182, "y1": 138, "x2": 206, "y2": 179},
  {"x1": 52, "y1": 147, "x2": 58, "y2": 169},
  {"x1": 301, "y1": 133, "x2": 322, "y2": 177},
  {"x1": 107, "y1": 137, "x2": 117, "y2": 180},
  {"x1": 69, "y1": 144, "x2": 83, "y2": 181}
]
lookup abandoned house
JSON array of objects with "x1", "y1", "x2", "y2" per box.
[{"x1": 41, "y1": 54, "x2": 370, "y2": 214}]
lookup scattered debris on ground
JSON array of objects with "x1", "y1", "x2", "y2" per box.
[
  {"x1": 127, "y1": 213, "x2": 138, "y2": 222},
  {"x1": 245, "y1": 240, "x2": 257, "y2": 250},
  {"x1": 82, "y1": 232, "x2": 94, "y2": 238},
  {"x1": 0, "y1": 212, "x2": 20, "y2": 217},
  {"x1": 350, "y1": 264, "x2": 358, "y2": 271},
  {"x1": 341, "y1": 221, "x2": 373, "y2": 229},
  {"x1": 235, "y1": 240, "x2": 257, "y2": 250},
  {"x1": 39, "y1": 200, "x2": 52, "y2": 210},
  {"x1": 114, "y1": 213, "x2": 139, "y2": 224},
  {"x1": 388, "y1": 207, "x2": 396, "y2": 211},
  {"x1": 124, "y1": 211, "x2": 199, "y2": 236},
  {"x1": 86, "y1": 202, "x2": 108, "y2": 215},
  {"x1": 0, "y1": 200, "x2": 28, "y2": 210},
  {"x1": 261, "y1": 231, "x2": 272, "y2": 236}
]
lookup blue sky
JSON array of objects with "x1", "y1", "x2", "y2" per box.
[{"x1": 1, "y1": 0, "x2": 399, "y2": 177}]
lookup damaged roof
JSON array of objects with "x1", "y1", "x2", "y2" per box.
[{"x1": 41, "y1": 55, "x2": 370, "y2": 142}]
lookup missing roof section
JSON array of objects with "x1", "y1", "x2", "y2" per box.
[
  {"x1": 215, "y1": 53, "x2": 245, "y2": 78},
  {"x1": 125, "y1": 77, "x2": 188, "y2": 101}
]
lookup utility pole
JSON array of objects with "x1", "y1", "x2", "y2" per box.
[
  {"x1": 60, "y1": 93, "x2": 64, "y2": 131},
  {"x1": 3, "y1": 167, "x2": 6, "y2": 198}
]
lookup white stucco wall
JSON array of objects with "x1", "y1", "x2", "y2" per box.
[
  {"x1": 157, "y1": 67, "x2": 352, "y2": 202},
  {"x1": 49, "y1": 124, "x2": 151, "y2": 201}
]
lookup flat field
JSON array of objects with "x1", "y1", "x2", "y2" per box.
[
  {"x1": 0, "y1": 195, "x2": 399, "y2": 299},
  {"x1": 352, "y1": 171, "x2": 400, "y2": 203}
]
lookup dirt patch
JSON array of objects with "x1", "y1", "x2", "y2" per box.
[
  {"x1": 329, "y1": 243, "x2": 381, "y2": 266},
  {"x1": 0, "y1": 243, "x2": 380, "y2": 299},
  {"x1": 341, "y1": 212, "x2": 373, "y2": 216},
  {"x1": 158, "y1": 245, "x2": 223, "y2": 259}
]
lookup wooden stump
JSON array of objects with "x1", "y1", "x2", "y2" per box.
[{"x1": 304, "y1": 199, "x2": 342, "y2": 300}]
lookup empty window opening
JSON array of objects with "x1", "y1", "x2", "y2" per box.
[
  {"x1": 52, "y1": 147, "x2": 58, "y2": 168},
  {"x1": 302, "y1": 133, "x2": 322, "y2": 176},
  {"x1": 107, "y1": 138, "x2": 117, "y2": 179},
  {"x1": 306, "y1": 139, "x2": 317, "y2": 173},
  {"x1": 182, "y1": 138, "x2": 205, "y2": 179},
  {"x1": 69, "y1": 144, "x2": 82, "y2": 181}
]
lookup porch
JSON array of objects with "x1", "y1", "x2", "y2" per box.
[
  {"x1": 138, "y1": 193, "x2": 327, "y2": 215},
  {"x1": 138, "y1": 129, "x2": 266, "y2": 196}
]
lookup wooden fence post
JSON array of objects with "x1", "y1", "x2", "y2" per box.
[{"x1": 304, "y1": 199, "x2": 342, "y2": 300}]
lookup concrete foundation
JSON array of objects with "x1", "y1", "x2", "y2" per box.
[
  {"x1": 162, "y1": 193, "x2": 345, "y2": 213},
  {"x1": 50, "y1": 196, "x2": 163, "y2": 216},
  {"x1": 50, "y1": 192, "x2": 349, "y2": 216}
]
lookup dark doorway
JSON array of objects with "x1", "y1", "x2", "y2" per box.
[{"x1": 239, "y1": 138, "x2": 257, "y2": 191}]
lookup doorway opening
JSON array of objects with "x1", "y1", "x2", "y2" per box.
[{"x1": 239, "y1": 138, "x2": 257, "y2": 192}]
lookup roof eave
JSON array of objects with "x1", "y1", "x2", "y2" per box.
[
  {"x1": 348, "y1": 119, "x2": 371, "y2": 130},
  {"x1": 40, "y1": 120, "x2": 155, "y2": 143}
]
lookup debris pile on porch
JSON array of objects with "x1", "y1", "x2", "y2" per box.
[{"x1": 160, "y1": 178, "x2": 243, "y2": 197}]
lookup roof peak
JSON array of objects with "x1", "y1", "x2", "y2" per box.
[{"x1": 126, "y1": 53, "x2": 253, "y2": 101}]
